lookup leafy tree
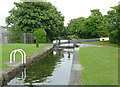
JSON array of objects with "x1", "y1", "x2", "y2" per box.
[
  {"x1": 101, "y1": 5, "x2": 119, "y2": 44},
  {"x1": 67, "y1": 9, "x2": 105, "y2": 39},
  {"x1": 67, "y1": 17, "x2": 86, "y2": 37},
  {"x1": 84, "y1": 9, "x2": 105, "y2": 38},
  {"x1": 67, "y1": 6, "x2": 119, "y2": 44},
  {"x1": 108, "y1": 5, "x2": 119, "y2": 44},
  {"x1": 60, "y1": 26, "x2": 69, "y2": 38},
  {"x1": 6, "y1": 2, "x2": 64, "y2": 42},
  {"x1": 90, "y1": 9, "x2": 102, "y2": 16}
]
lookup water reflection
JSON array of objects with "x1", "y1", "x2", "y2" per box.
[{"x1": 7, "y1": 48, "x2": 73, "y2": 85}]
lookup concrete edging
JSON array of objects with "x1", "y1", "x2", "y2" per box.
[
  {"x1": 69, "y1": 47, "x2": 82, "y2": 85},
  {"x1": 0, "y1": 45, "x2": 53, "y2": 86}
]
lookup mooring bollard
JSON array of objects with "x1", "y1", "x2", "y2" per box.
[
  {"x1": 53, "y1": 37, "x2": 56, "y2": 48},
  {"x1": 58, "y1": 37, "x2": 61, "y2": 47},
  {"x1": 68, "y1": 36, "x2": 70, "y2": 44},
  {"x1": 36, "y1": 41, "x2": 39, "y2": 48}
]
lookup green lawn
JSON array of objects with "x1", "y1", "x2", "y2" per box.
[
  {"x1": 83, "y1": 41, "x2": 119, "y2": 48},
  {"x1": 78, "y1": 38, "x2": 87, "y2": 40},
  {"x1": 1, "y1": 44, "x2": 50, "y2": 71},
  {"x1": 79, "y1": 47, "x2": 118, "y2": 85}
]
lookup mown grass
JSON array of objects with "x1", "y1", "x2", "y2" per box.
[
  {"x1": 79, "y1": 47, "x2": 118, "y2": 85},
  {"x1": 78, "y1": 38, "x2": 87, "y2": 40},
  {"x1": 83, "y1": 41, "x2": 119, "y2": 48},
  {"x1": 1, "y1": 44, "x2": 50, "y2": 71}
]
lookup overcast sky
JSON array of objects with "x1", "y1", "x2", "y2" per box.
[{"x1": 0, "y1": 0, "x2": 119, "y2": 26}]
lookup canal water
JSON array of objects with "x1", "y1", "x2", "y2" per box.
[{"x1": 7, "y1": 48, "x2": 74, "y2": 85}]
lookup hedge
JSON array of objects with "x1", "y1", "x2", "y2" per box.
[{"x1": 34, "y1": 28, "x2": 46, "y2": 43}]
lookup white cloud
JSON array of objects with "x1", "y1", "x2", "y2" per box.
[
  {"x1": 47, "y1": 0, "x2": 120, "y2": 26},
  {"x1": 0, "y1": 0, "x2": 20, "y2": 26},
  {"x1": 0, "y1": 0, "x2": 119, "y2": 26}
]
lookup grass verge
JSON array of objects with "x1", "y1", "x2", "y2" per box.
[
  {"x1": 1, "y1": 44, "x2": 51, "y2": 71},
  {"x1": 83, "y1": 41, "x2": 119, "y2": 48},
  {"x1": 79, "y1": 47, "x2": 118, "y2": 85}
]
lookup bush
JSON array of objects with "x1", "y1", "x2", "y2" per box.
[
  {"x1": 34, "y1": 28, "x2": 46, "y2": 43},
  {"x1": 70, "y1": 35, "x2": 78, "y2": 40},
  {"x1": 9, "y1": 30, "x2": 23, "y2": 43},
  {"x1": 109, "y1": 30, "x2": 118, "y2": 44}
]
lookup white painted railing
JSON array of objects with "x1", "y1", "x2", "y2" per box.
[
  {"x1": 10, "y1": 49, "x2": 26, "y2": 64},
  {"x1": 100, "y1": 37, "x2": 109, "y2": 41},
  {"x1": 53, "y1": 40, "x2": 68, "y2": 44}
]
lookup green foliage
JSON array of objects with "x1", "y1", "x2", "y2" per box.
[
  {"x1": 34, "y1": 28, "x2": 46, "y2": 43},
  {"x1": 106, "y1": 5, "x2": 120, "y2": 44},
  {"x1": 70, "y1": 35, "x2": 78, "y2": 40},
  {"x1": 9, "y1": 30, "x2": 23, "y2": 43},
  {"x1": 60, "y1": 26, "x2": 69, "y2": 37},
  {"x1": 6, "y1": 2, "x2": 64, "y2": 41},
  {"x1": 21, "y1": 0, "x2": 45, "y2": 2},
  {"x1": 109, "y1": 30, "x2": 118, "y2": 44},
  {"x1": 67, "y1": 5, "x2": 119, "y2": 44},
  {"x1": 67, "y1": 17, "x2": 86, "y2": 37},
  {"x1": 67, "y1": 9, "x2": 106, "y2": 39}
]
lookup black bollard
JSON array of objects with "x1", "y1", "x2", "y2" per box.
[
  {"x1": 53, "y1": 37, "x2": 56, "y2": 48},
  {"x1": 36, "y1": 43, "x2": 39, "y2": 48},
  {"x1": 53, "y1": 37, "x2": 56, "y2": 40},
  {"x1": 68, "y1": 36, "x2": 70, "y2": 44},
  {"x1": 58, "y1": 37, "x2": 61, "y2": 47}
]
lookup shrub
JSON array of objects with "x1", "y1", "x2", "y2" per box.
[
  {"x1": 34, "y1": 28, "x2": 46, "y2": 43},
  {"x1": 70, "y1": 35, "x2": 78, "y2": 40},
  {"x1": 9, "y1": 30, "x2": 23, "y2": 43}
]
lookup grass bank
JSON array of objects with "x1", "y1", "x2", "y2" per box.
[
  {"x1": 83, "y1": 41, "x2": 119, "y2": 48},
  {"x1": 1, "y1": 44, "x2": 51, "y2": 71},
  {"x1": 79, "y1": 47, "x2": 118, "y2": 85}
]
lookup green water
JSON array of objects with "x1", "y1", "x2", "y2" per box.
[{"x1": 7, "y1": 49, "x2": 73, "y2": 85}]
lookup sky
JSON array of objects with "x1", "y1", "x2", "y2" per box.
[{"x1": 0, "y1": 0, "x2": 119, "y2": 26}]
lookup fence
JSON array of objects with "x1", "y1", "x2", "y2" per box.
[
  {"x1": 23, "y1": 33, "x2": 35, "y2": 44},
  {"x1": 1, "y1": 32, "x2": 36, "y2": 44}
]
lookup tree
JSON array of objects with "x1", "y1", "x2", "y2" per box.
[
  {"x1": 67, "y1": 7, "x2": 119, "y2": 44},
  {"x1": 108, "y1": 5, "x2": 120, "y2": 44},
  {"x1": 84, "y1": 9, "x2": 106, "y2": 38},
  {"x1": 67, "y1": 17, "x2": 86, "y2": 37},
  {"x1": 90, "y1": 9, "x2": 102, "y2": 16},
  {"x1": 101, "y1": 5, "x2": 119, "y2": 44},
  {"x1": 67, "y1": 9, "x2": 107, "y2": 39},
  {"x1": 6, "y1": 2, "x2": 64, "y2": 42}
]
